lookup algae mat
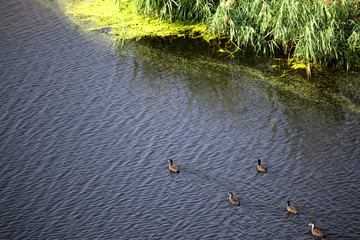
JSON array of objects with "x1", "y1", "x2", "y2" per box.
[{"x1": 65, "y1": 0, "x2": 212, "y2": 40}]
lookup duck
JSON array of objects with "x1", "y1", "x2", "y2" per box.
[
  {"x1": 308, "y1": 222, "x2": 326, "y2": 238},
  {"x1": 286, "y1": 201, "x2": 299, "y2": 214},
  {"x1": 228, "y1": 192, "x2": 240, "y2": 206},
  {"x1": 257, "y1": 159, "x2": 267, "y2": 173},
  {"x1": 168, "y1": 159, "x2": 179, "y2": 173}
]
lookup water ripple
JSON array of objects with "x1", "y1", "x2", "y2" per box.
[{"x1": 1, "y1": 0, "x2": 360, "y2": 239}]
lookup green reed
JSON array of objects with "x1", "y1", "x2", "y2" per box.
[
  {"x1": 136, "y1": 0, "x2": 360, "y2": 71},
  {"x1": 136, "y1": 0, "x2": 215, "y2": 22}
]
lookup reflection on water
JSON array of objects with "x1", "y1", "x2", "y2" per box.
[
  {"x1": 130, "y1": 37, "x2": 360, "y2": 133},
  {"x1": 0, "y1": 0, "x2": 359, "y2": 239}
]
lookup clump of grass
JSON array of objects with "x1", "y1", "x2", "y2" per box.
[
  {"x1": 136, "y1": 0, "x2": 360, "y2": 74},
  {"x1": 211, "y1": 0, "x2": 360, "y2": 74},
  {"x1": 136, "y1": 0, "x2": 216, "y2": 22}
]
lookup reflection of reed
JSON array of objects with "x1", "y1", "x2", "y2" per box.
[
  {"x1": 128, "y1": 39, "x2": 275, "y2": 134},
  {"x1": 124, "y1": 38, "x2": 360, "y2": 145},
  {"x1": 125, "y1": 38, "x2": 360, "y2": 175}
]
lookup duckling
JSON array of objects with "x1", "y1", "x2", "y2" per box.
[
  {"x1": 286, "y1": 201, "x2": 299, "y2": 214},
  {"x1": 257, "y1": 159, "x2": 267, "y2": 173},
  {"x1": 308, "y1": 222, "x2": 326, "y2": 238},
  {"x1": 227, "y1": 192, "x2": 240, "y2": 206},
  {"x1": 168, "y1": 159, "x2": 179, "y2": 173}
]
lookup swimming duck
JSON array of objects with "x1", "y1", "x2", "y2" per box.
[
  {"x1": 286, "y1": 201, "x2": 299, "y2": 214},
  {"x1": 257, "y1": 159, "x2": 267, "y2": 173},
  {"x1": 228, "y1": 192, "x2": 240, "y2": 206},
  {"x1": 308, "y1": 222, "x2": 326, "y2": 238},
  {"x1": 168, "y1": 159, "x2": 179, "y2": 173}
]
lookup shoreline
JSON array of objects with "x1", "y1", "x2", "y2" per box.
[
  {"x1": 64, "y1": 0, "x2": 360, "y2": 76},
  {"x1": 59, "y1": 0, "x2": 360, "y2": 113}
]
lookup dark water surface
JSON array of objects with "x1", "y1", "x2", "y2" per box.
[{"x1": 1, "y1": 0, "x2": 360, "y2": 239}]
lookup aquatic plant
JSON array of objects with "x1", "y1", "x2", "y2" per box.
[
  {"x1": 136, "y1": 0, "x2": 216, "y2": 22},
  {"x1": 66, "y1": 0, "x2": 360, "y2": 74},
  {"x1": 66, "y1": 0, "x2": 211, "y2": 43},
  {"x1": 212, "y1": 0, "x2": 360, "y2": 73},
  {"x1": 61, "y1": 0, "x2": 360, "y2": 111},
  {"x1": 136, "y1": 0, "x2": 360, "y2": 74}
]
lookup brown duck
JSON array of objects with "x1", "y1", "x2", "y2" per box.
[
  {"x1": 286, "y1": 201, "x2": 299, "y2": 214},
  {"x1": 168, "y1": 159, "x2": 179, "y2": 173},
  {"x1": 308, "y1": 222, "x2": 326, "y2": 238},
  {"x1": 257, "y1": 159, "x2": 267, "y2": 173},
  {"x1": 228, "y1": 192, "x2": 240, "y2": 206}
]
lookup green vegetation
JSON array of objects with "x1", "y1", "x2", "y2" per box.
[
  {"x1": 57, "y1": 0, "x2": 360, "y2": 112},
  {"x1": 136, "y1": 0, "x2": 360, "y2": 74},
  {"x1": 65, "y1": 0, "x2": 213, "y2": 41},
  {"x1": 65, "y1": 0, "x2": 360, "y2": 75}
]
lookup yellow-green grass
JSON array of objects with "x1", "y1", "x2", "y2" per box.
[{"x1": 65, "y1": 0, "x2": 216, "y2": 41}]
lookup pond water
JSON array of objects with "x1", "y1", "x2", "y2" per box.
[{"x1": 1, "y1": 0, "x2": 359, "y2": 239}]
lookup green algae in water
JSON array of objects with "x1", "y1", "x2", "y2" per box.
[
  {"x1": 62, "y1": 0, "x2": 360, "y2": 114},
  {"x1": 65, "y1": 0, "x2": 214, "y2": 41},
  {"x1": 130, "y1": 37, "x2": 360, "y2": 114}
]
